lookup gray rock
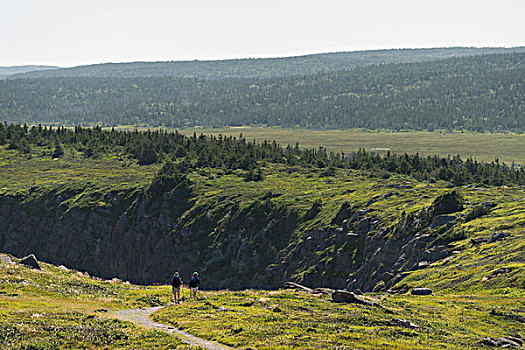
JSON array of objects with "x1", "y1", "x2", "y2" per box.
[
  {"x1": 430, "y1": 191, "x2": 463, "y2": 217},
  {"x1": 19, "y1": 254, "x2": 41, "y2": 270},
  {"x1": 470, "y1": 237, "x2": 486, "y2": 245},
  {"x1": 487, "y1": 267, "x2": 512, "y2": 280},
  {"x1": 411, "y1": 288, "x2": 432, "y2": 295},
  {"x1": 481, "y1": 201, "x2": 497, "y2": 209},
  {"x1": 417, "y1": 261, "x2": 430, "y2": 269},
  {"x1": 332, "y1": 290, "x2": 379, "y2": 307},
  {"x1": 390, "y1": 318, "x2": 420, "y2": 330},
  {"x1": 481, "y1": 336, "x2": 524, "y2": 348},
  {"x1": 430, "y1": 214, "x2": 455, "y2": 229},
  {"x1": 489, "y1": 231, "x2": 508, "y2": 243},
  {"x1": 354, "y1": 219, "x2": 370, "y2": 233},
  {"x1": 0, "y1": 254, "x2": 13, "y2": 264}
]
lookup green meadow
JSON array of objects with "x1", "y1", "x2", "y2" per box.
[{"x1": 175, "y1": 128, "x2": 525, "y2": 166}]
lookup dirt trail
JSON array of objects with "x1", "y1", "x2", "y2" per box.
[{"x1": 111, "y1": 305, "x2": 236, "y2": 350}]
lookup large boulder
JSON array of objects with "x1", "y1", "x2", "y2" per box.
[
  {"x1": 410, "y1": 288, "x2": 433, "y2": 295},
  {"x1": 19, "y1": 254, "x2": 41, "y2": 270},
  {"x1": 489, "y1": 231, "x2": 508, "y2": 243},
  {"x1": 332, "y1": 290, "x2": 379, "y2": 307},
  {"x1": 430, "y1": 191, "x2": 463, "y2": 217}
]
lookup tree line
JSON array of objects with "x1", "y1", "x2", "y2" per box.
[{"x1": 1, "y1": 123, "x2": 524, "y2": 186}]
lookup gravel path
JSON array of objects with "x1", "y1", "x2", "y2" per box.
[{"x1": 112, "y1": 306, "x2": 237, "y2": 350}]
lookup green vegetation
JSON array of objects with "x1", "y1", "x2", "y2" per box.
[
  {"x1": 152, "y1": 289, "x2": 525, "y2": 349},
  {"x1": 0, "y1": 255, "x2": 189, "y2": 349},
  {"x1": 2, "y1": 44, "x2": 525, "y2": 349},
  {"x1": 1, "y1": 52, "x2": 525, "y2": 132},
  {"x1": 1, "y1": 124, "x2": 523, "y2": 190}
]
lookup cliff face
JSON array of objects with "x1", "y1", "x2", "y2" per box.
[
  {"x1": 0, "y1": 187, "x2": 462, "y2": 291},
  {"x1": 0, "y1": 188, "x2": 299, "y2": 288}
]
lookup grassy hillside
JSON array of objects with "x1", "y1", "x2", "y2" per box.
[
  {"x1": 152, "y1": 288, "x2": 525, "y2": 349},
  {"x1": 0, "y1": 254, "x2": 188, "y2": 349}
]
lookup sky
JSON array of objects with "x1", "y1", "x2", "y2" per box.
[{"x1": 1, "y1": 0, "x2": 524, "y2": 67}]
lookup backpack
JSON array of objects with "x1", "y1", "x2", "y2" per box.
[
  {"x1": 171, "y1": 275, "x2": 181, "y2": 287},
  {"x1": 189, "y1": 276, "x2": 198, "y2": 288}
]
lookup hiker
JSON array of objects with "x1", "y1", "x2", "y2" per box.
[
  {"x1": 171, "y1": 272, "x2": 183, "y2": 303},
  {"x1": 189, "y1": 272, "x2": 200, "y2": 300}
]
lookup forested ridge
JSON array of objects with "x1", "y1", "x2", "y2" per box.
[
  {"x1": 9, "y1": 47, "x2": 523, "y2": 80},
  {"x1": 1, "y1": 52, "x2": 524, "y2": 132},
  {"x1": 1, "y1": 123, "x2": 523, "y2": 186}
]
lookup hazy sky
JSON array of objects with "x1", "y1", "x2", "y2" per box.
[{"x1": 1, "y1": 0, "x2": 524, "y2": 67}]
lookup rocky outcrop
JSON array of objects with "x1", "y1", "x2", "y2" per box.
[
  {"x1": 19, "y1": 254, "x2": 41, "y2": 270},
  {"x1": 344, "y1": 192, "x2": 464, "y2": 293},
  {"x1": 0, "y1": 253, "x2": 13, "y2": 264},
  {"x1": 480, "y1": 336, "x2": 524, "y2": 349},
  {"x1": 332, "y1": 289, "x2": 380, "y2": 307}
]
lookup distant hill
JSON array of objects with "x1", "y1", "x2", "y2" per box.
[
  {"x1": 10, "y1": 47, "x2": 525, "y2": 80},
  {"x1": 0, "y1": 65, "x2": 60, "y2": 79},
  {"x1": 1, "y1": 51, "x2": 524, "y2": 132}
]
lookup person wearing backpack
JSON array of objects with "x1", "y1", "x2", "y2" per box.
[
  {"x1": 188, "y1": 272, "x2": 200, "y2": 300},
  {"x1": 171, "y1": 272, "x2": 183, "y2": 304}
]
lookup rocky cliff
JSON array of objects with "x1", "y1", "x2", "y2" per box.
[{"x1": 0, "y1": 182, "x2": 468, "y2": 291}]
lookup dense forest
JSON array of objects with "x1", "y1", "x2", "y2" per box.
[
  {"x1": 8, "y1": 47, "x2": 523, "y2": 80},
  {"x1": 1, "y1": 52, "x2": 524, "y2": 132},
  {"x1": 1, "y1": 123, "x2": 523, "y2": 186}
]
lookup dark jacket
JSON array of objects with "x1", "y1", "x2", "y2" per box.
[{"x1": 189, "y1": 277, "x2": 200, "y2": 288}]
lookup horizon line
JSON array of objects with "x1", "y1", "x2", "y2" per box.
[{"x1": 2, "y1": 45, "x2": 524, "y2": 69}]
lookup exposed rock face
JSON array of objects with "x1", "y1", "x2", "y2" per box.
[
  {"x1": 0, "y1": 189, "x2": 297, "y2": 288},
  {"x1": 0, "y1": 188, "x2": 465, "y2": 291},
  {"x1": 430, "y1": 214, "x2": 455, "y2": 229},
  {"x1": 430, "y1": 191, "x2": 463, "y2": 216},
  {"x1": 343, "y1": 191, "x2": 465, "y2": 293},
  {"x1": 489, "y1": 231, "x2": 508, "y2": 242},
  {"x1": 19, "y1": 254, "x2": 41, "y2": 270}
]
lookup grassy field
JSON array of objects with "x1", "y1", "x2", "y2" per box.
[
  {"x1": 152, "y1": 288, "x2": 525, "y2": 350},
  {"x1": 173, "y1": 128, "x2": 525, "y2": 166}
]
